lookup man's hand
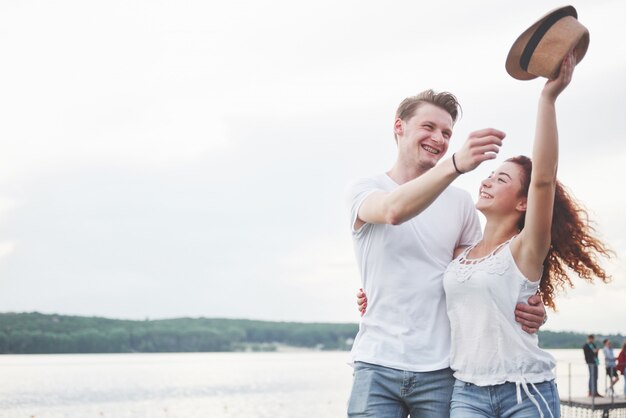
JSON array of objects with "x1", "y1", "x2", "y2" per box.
[
  {"x1": 453, "y1": 128, "x2": 505, "y2": 173},
  {"x1": 357, "y1": 289, "x2": 367, "y2": 316},
  {"x1": 515, "y1": 294, "x2": 546, "y2": 334}
]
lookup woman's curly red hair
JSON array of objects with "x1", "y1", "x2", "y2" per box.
[{"x1": 507, "y1": 156, "x2": 613, "y2": 310}]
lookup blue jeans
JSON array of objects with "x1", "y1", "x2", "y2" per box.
[
  {"x1": 450, "y1": 379, "x2": 559, "y2": 418},
  {"x1": 347, "y1": 361, "x2": 454, "y2": 418},
  {"x1": 587, "y1": 364, "x2": 598, "y2": 394}
]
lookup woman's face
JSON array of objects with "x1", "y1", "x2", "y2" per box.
[{"x1": 476, "y1": 162, "x2": 526, "y2": 216}]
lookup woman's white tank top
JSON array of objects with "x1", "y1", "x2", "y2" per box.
[{"x1": 443, "y1": 239, "x2": 555, "y2": 386}]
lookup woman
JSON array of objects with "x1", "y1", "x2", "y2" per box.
[
  {"x1": 358, "y1": 52, "x2": 611, "y2": 417},
  {"x1": 443, "y1": 51, "x2": 609, "y2": 418}
]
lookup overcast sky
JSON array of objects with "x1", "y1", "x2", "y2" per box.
[{"x1": 1, "y1": 0, "x2": 624, "y2": 334}]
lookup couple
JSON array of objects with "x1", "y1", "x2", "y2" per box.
[{"x1": 346, "y1": 49, "x2": 610, "y2": 418}]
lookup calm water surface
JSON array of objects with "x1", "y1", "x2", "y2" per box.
[{"x1": 0, "y1": 349, "x2": 610, "y2": 418}]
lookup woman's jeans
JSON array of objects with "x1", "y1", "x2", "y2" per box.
[{"x1": 450, "y1": 379, "x2": 560, "y2": 418}]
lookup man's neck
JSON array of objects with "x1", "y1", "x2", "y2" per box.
[{"x1": 387, "y1": 162, "x2": 430, "y2": 185}]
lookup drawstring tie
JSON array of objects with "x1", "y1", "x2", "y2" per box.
[{"x1": 515, "y1": 378, "x2": 554, "y2": 418}]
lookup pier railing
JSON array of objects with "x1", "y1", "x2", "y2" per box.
[{"x1": 556, "y1": 360, "x2": 626, "y2": 418}]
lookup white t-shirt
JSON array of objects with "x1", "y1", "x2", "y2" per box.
[
  {"x1": 347, "y1": 173, "x2": 481, "y2": 372},
  {"x1": 443, "y1": 240, "x2": 555, "y2": 385}
]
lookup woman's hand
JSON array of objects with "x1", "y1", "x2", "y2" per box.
[
  {"x1": 542, "y1": 50, "x2": 575, "y2": 101},
  {"x1": 357, "y1": 288, "x2": 368, "y2": 316}
]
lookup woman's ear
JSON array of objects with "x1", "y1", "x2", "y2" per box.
[{"x1": 516, "y1": 198, "x2": 528, "y2": 212}]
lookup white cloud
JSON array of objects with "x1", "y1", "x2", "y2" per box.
[
  {"x1": 0, "y1": 197, "x2": 20, "y2": 220},
  {"x1": 0, "y1": 241, "x2": 16, "y2": 260},
  {"x1": 546, "y1": 277, "x2": 626, "y2": 334}
]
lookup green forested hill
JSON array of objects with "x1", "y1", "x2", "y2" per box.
[
  {"x1": 0, "y1": 312, "x2": 358, "y2": 354},
  {"x1": 0, "y1": 312, "x2": 623, "y2": 354}
]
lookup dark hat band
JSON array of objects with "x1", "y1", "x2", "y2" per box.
[{"x1": 519, "y1": 8, "x2": 575, "y2": 71}]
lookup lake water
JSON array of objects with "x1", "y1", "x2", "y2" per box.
[{"x1": 0, "y1": 349, "x2": 618, "y2": 418}]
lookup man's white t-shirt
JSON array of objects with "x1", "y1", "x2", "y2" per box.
[{"x1": 347, "y1": 173, "x2": 481, "y2": 372}]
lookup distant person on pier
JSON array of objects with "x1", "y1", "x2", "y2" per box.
[
  {"x1": 583, "y1": 335, "x2": 601, "y2": 397},
  {"x1": 603, "y1": 339, "x2": 619, "y2": 395},
  {"x1": 617, "y1": 341, "x2": 626, "y2": 397}
]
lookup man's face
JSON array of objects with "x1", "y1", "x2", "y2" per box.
[{"x1": 394, "y1": 103, "x2": 453, "y2": 172}]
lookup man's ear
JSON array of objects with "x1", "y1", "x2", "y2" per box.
[
  {"x1": 516, "y1": 198, "x2": 527, "y2": 212},
  {"x1": 393, "y1": 118, "x2": 403, "y2": 138}
]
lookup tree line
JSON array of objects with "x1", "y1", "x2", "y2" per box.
[
  {"x1": 0, "y1": 312, "x2": 623, "y2": 354},
  {"x1": 0, "y1": 312, "x2": 358, "y2": 354}
]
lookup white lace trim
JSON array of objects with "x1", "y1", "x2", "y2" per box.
[{"x1": 450, "y1": 238, "x2": 514, "y2": 283}]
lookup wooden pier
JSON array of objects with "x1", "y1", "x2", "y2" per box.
[{"x1": 561, "y1": 396, "x2": 626, "y2": 418}]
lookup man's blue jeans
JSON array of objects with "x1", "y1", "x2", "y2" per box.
[
  {"x1": 347, "y1": 361, "x2": 454, "y2": 418},
  {"x1": 587, "y1": 363, "x2": 598, "y2": 395}
]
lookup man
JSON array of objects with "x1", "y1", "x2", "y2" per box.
[
  {"x1": 346, "y1": 90, "x2": 546, "y2": 417},
  {"x1": 604, "y1": 339, "x2": 619, "y2": 395},
  {"x1": 583, "y1": 334, "x2": 601, "y2": 397}
]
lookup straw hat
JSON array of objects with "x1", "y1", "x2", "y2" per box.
[{"x1": 506, "y1": 5, "x2": 590, "y2": 80}]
